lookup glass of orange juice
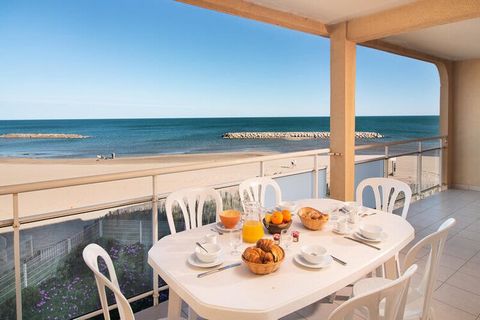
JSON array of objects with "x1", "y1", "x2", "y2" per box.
[{"x1": 242, "y1": 201, "x2": 265, "y2": 243}]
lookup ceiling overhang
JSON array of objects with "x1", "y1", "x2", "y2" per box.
[{"x1": 175, "y1": 0, "x2": 480, "y2": 62}]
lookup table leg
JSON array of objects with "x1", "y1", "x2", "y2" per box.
[
  {"x1": 167, "y1": 289, "x2": 183, "y2": 320},
  {"x1": 384, "y1": 256, "x2": 399, "y2": 279}
]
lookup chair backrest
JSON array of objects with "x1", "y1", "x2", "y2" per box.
[
  {"x1": 165, "y1": 187, "x2": 223, "y2": 235},
  {"x1": 356, "y1": 177, "x2": 412, "y2": 219},
  {"x1": 402, "y1": 218, "x2": 456, "y2": 320},
  {"x1": 328, "y1": 264, "x2": 418, "y2": 320},
  {"x1": 239, "y1": 177, "x2": 282, "y2": 208},
  {"x1": 82, "y1": 243, "x2": 134, "y2": 320}
]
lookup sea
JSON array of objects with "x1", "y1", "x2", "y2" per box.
[{"x1": 0, "y1": 116, "x2": 439, "y2": 158}]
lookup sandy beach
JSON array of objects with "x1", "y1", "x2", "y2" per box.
[{"x1": 0, "y1": 152, "x2": 440, "y2": 224}]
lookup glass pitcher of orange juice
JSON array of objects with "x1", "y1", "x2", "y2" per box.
[{"x1": 242, "y1": 201, "x2": 265, "y2": 243}]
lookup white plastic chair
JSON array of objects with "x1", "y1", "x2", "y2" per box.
[
  {"x1": 165, "y1": 187, "x2": 223, "y2": 235},
  {"x1": 353, "y1": 218, "x2": 456, "y2": 320},
  {"x1": 329, "y1": 264, "x2": 418, "y2": 320},
  {"x1": 356, "y1": 177, "x2": 412, "y2": 219},
  {"x1": 239, "y1": 177, "x2": 282, "y2": 208},
  {"x1": 83, "y1": 243, "x2": 170, "y2": 320}
]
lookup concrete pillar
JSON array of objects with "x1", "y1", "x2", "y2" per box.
[
  {"x1": 329, "y1": 22, "x2": 357, "y2": 201},
  {"x1": 436, "y1": 61, "x2": 454, "y2": 188}
]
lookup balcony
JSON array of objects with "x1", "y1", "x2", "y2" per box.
[{"x1": 1, "y1": 135, "x2": 478, "y2": 320}]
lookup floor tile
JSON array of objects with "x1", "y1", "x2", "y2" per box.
[
  {"x1": 447, "y1": 271, "x2": 480, "y2": 296},
  {"x1": 443, "y1": 242, "x2": 479, "y2": 260},
  {"x1": 296, "y1": 301, "x2": 339, "y2": 319},
  {"x1": 431, "y1": 299, "x2": 478, "y2": 320},
  {"x1": 280, "y1": 311, "x2": 307, "y2": 320},
  {"x1": 434, "y1": 283, "x2": 480, "y2": 315},
  {"x1": 458, "y1": 260, "x2": 480, "y2": 278}
]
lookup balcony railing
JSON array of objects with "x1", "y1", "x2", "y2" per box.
[{"x1": 0, "y1": 135, "x2": 445, "y2": 320}]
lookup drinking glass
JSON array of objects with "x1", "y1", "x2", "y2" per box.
[
  {"x1": 281, "y1": 229, "x2": 292, "y2": 250},
  {"x1": 229, "y1": 229, "x2": 242, "y2": 255}
]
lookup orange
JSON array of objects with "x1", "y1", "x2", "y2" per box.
[
  {"x1": 271, "y1": 211, "x2": 284, "y2": 225},
  {"x1": 281, "y1": 209, "x2": 292, "y2": 222},
  {"x1": 265, "y1": 213, "x2": 272, "y2": 224}
]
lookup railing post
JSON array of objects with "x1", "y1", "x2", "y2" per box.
[
  {"x1": 439, "y1": 137, "x2": 444, "y2": 190},
  {"x1": 152, "y1": 176, "x2": 159, "y2": 306},
  {"x1": 13, "y1": 193, "x2": 22, "y2": 320},
  {"x1": 383, "y1": 146, "x2": 389, "y2": 178},
  {"x1": 139, "y1": 221, "x2": 143, "y2": 244},
  {"x1": 67, "y1": 238, "x2": 72, "y2": 254},
  {"x1": 417, "y1": 141, "x2": 423, "y2": 196},
  {"x1": 260, "y1": 161, "x2": 265, "y2": 177},
  {"x1": 313, "y1": 154, "x2": 319, "y2": 198}
]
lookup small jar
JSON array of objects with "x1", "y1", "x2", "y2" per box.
[
  {"x1": 273, "y1": 233, "x2": 281, "y2": 244},
  {"x1": 292, "y1": 230, "x2": 300, "y2": 242}
]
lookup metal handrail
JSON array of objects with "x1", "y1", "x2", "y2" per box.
[
  {"x1": 0, "y1": 148, "x2": 330, "y2": 195},
  {"x1": 354, "y1": 135, "x2": 445, "y2": 151}
]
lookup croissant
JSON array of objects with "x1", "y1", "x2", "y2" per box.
[
  {"x1": 263, "y1": 252, "x2": 275, "y2": 263},
  {"x1": 256, "y1": 239, "x2": 275, "y2": 252},
  {"x1": 270, "y1": 245, "x2": 284, "y2": 262},
  {"x1": 243, "y1": 247, "x2": 262, "y2": 263}
]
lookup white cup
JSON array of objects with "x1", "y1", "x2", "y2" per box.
[
  {"x1": 336, "y1": 217, "x2": 348, "y2": 233},
  {"x1": 204, "y1": 233, "x2": 217, "y2": 244}
]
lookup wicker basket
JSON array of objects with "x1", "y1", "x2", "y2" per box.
[
  {"x1": 242, "y1": 247, "x2": 285, "y2": 275},
  {"x1": 298, "y1": 207, "x2": 329, "y2": 231}
]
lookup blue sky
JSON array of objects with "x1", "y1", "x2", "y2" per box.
[{"x1": 0, "y1": 0, "x2": 440, "y2": 120}]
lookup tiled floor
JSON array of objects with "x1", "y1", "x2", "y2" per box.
[{"x1": 183, "y1": 189, "x2": 480, "y2": 320}]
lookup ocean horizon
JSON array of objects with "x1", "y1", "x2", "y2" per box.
[{"x1": 0, "y1": 116, "x2": 439, "y2": 158}]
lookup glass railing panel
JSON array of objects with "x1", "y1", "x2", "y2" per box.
[
  {"x1": 15, "y1": 202, "x2": 153, "y2": 319},
  {"x1": 389, "y1": 155, "x2": 419, "y2": 194},
  {"x1": 0, "y1": 227, "x2": 15, "y2": 320},
  {"x1": 421, "y1": 149, "x2": 441, "y2": 192},
  {"x1": 273, "y1": 172, "x2": 313, "y2": 205},
  {"x1": 355, "y1": 159, "x2": 385, "y2": 208},
  {"x1": 387, "y1": 141, "x2": 419, "y2": 158},
  {"x1": 17, "y1": 177, "x2": 153, "y2": 218}
]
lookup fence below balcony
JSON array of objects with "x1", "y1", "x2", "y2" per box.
[{"x1": 0, "y1": 135, "x2": 445, "y2": 320}]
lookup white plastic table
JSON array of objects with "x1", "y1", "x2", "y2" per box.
[{"x1": 148, "y1": 199, "x2": 414, "y2": 320}]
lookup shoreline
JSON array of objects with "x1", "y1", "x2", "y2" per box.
[{"x1": 0, "y1": 150, "x2": 273, "y2": 165}]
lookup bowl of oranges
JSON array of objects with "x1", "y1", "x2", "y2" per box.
[{"x1": 263, "y1": 209, "x2": 293, "y2": 234}]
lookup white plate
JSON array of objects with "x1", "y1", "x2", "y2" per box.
[
  {"x1": 354, "y1": 231, "x2": 387, "y2": 243},
  {"x1": 215, "y1": 221, "x2": 241, "y2": 232},
  {"x1": 187, "y1": 253, "x2": 224, "y2": 268},
  {"x1": 294, "y1": 254, "x2": 333, "y2": 269},
  {"x1": 332, "y1": 226, "x2": 354, "y2": 235}
]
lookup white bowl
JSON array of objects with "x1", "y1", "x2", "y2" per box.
[
  {"x1": 278, "y1": 201, "x2": 297, "y2": 212},
  {"x1": 301, "y1": 245, "x2": 327, "y2": 265},
  {"x1": 360, "y1": 224, "x2": 383, "y2": 240},
  {"x1": 195, "y1": 243, "x2": 222, "y2": 263}
]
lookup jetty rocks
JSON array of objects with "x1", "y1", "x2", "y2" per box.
[
  {"x1": 223, "y1": 131, "x2": 383, "y2": 140},
  {"x1": 0, "y1": 133, "x2": 89, "y2": 139}
]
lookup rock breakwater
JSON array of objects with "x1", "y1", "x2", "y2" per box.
[
  {"x1": 222, "y1": 132, "x2": 383, "y2": 140},
  {"x1": 0, "y1": 133, "x2": 89, "y2": 139}
]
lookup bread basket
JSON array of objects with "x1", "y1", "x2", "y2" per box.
[
  {"x1": 242, "y1": 247, "x2": 285, "y2": 275},
  {"x1": 298, "y1": 207, "x2": 329, "y2": 231}
]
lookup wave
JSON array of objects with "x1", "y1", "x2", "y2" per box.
[
  {"x1": 0, "y1": 133, "x2": 89, "y2": 139},
  {"x1": 222, "y1": 132, "x2": 384, "y2": 140}
]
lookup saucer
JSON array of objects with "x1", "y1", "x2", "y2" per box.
[
  {"x1": 353, "y1": 231, "x2": 387, "y2": 243},
  {"x1": 294, "y1": 254, "x2": 333, "y2": 269},
  {"x1": 215, "y1": 221, "x2": 241, "y2": 233},
  {"x1": 187, "y1": 253, "x2": 224, "y2": 268},
  {"x1": 332, "y1": 226, "x2": 353, "y2": 235}
]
